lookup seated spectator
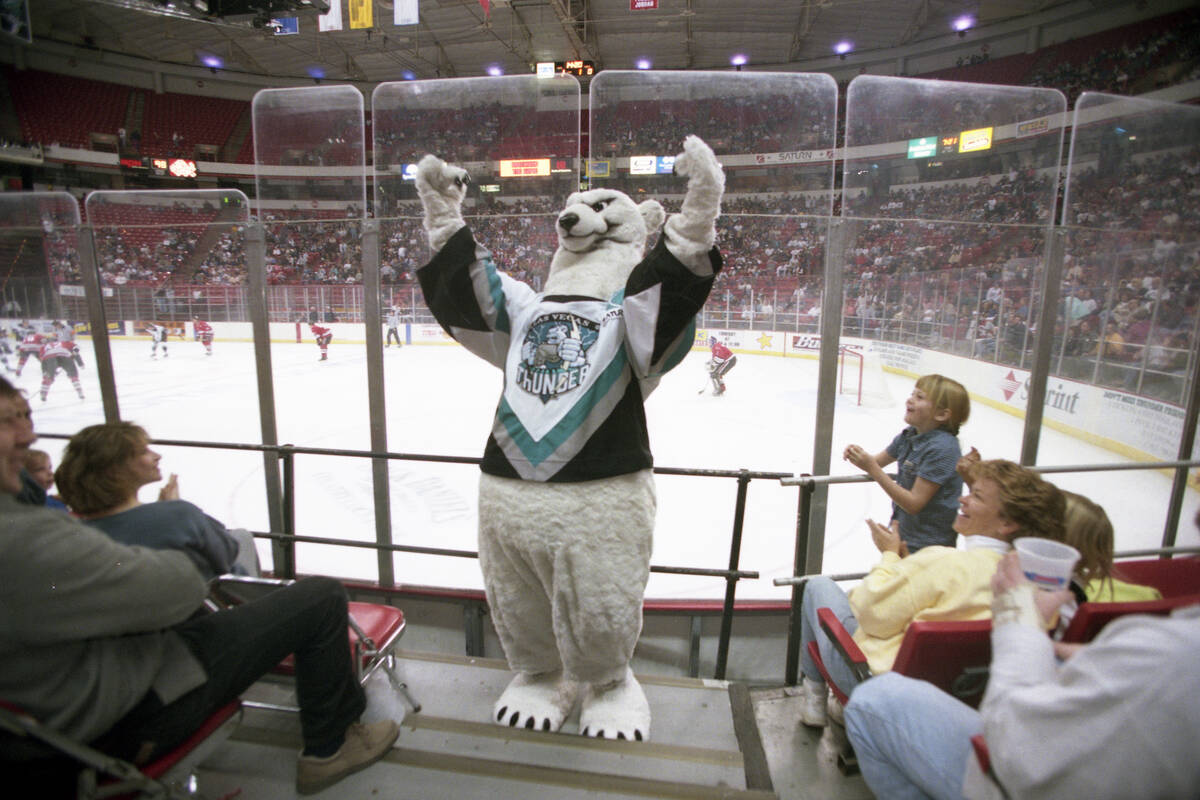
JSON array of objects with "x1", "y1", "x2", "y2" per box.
[
  {"x1": 959, "y1": 452, "x2": 1161, "y2": 605},
  {"x1": 1060, "y1": 490, "x2": 1162, "y2": 604},
  {"x1": 21, "y1": 448, "x2": 67, "y2": 511},
  {"x1": 844, "y1": 551, "x2": 1200, "y2": 800},
  {"x1": 54, "y1": 421, "x2": 257, "y2": 579},
  {"x1": 0, "y1": 377, "x2": 398, "y2": 796},
  {"x1": 797, "y1": 460, "x2": 1065, "y2": 727}
]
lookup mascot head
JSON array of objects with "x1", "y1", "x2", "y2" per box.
[{"x1": 543, "y1": 188, "x2": 666, "y2": 300}]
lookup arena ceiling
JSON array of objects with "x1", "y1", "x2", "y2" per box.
[{"x1": 24, "y1": 0, "x2": 1131, "y2": 85}]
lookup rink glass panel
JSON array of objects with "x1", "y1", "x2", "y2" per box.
[
  {"x1": 587, "y1": 71, "x2": 840, "y2": 583},
  {"x1": 0, "y1": 192, "x2": 102, "y2": 436},
  {"x1": 251, "y1": 85, "x2": 382, "y2": 575},
  {"x1": 839, "y1": 75, "x2": 1066, "y2": 442}
]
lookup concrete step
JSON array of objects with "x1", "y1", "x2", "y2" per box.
[{"x1": 193, "y1": 650, "x2": 777, "y2": 799}]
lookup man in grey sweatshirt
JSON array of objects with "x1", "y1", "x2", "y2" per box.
[{"x1": 0, "y1": 377, "x2": 398, "y2": 795}]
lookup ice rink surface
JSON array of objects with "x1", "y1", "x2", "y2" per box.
[{"x1": 18, "y1": 335, "x2": 1200, "y2": 599}]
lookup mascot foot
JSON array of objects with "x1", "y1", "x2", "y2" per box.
[
  {"x1": 493, "y1": 671, "x2": 580, "y2": 733},
  {"x1": 579, "y1": 668, "x2": 650, "y2": 742}
]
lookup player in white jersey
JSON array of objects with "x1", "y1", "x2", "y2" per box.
[
  {"x1": 147, "y1": 323, "x2": 169, "y2": 359},
  {"x1": 385, "y1": 307, "x2": 403, "y2": 348}
]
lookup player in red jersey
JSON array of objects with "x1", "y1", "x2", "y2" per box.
[
  {"x1": 52, "y1": 321, "x2": 84, "y2": 368},
  {"x1": 193, "y1": 315, "x2": 214, "y2": 356},
  {"x1": 14, "y1": 330, "x2": 44, "y2": 376},
  {"x1": 38, "y1": 337, "x2": 84, "y2": 401},
  {"x1": 310, "y1": 323, "x2": 332, "y2": 361},
  {"x1": 707, "y1": 336, "x2": 737, "y2": 396}
]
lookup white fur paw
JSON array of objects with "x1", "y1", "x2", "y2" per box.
[
  {"x1": 414, "y1": 154, "x2": 470, "y2": 200},
  {"x1": 579, "y1": 669, "x2": 650, "y2": 742},
  {"x1": 493, "y1": 671, "x2": 580, "y2": 733},
  {"x1": 672, "y1": 135, "x2": 723, "y2": 187}
]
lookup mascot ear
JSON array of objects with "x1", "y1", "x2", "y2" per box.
[
  {"x1": 638, "y1": 200, "x2": 666, "y2": 232},
  {"x1": 565, "y1": 192, "x2": 583, "y2": 207}
]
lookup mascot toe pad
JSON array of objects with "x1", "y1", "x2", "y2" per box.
[
  {"x1": 579, "y1": 669, "x2": 650, "y2": 742},
  {"x1": 492, "y1": 672, "x2": 580, "y2": 733}
]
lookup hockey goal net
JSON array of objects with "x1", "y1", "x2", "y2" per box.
[{"x1": 838, "y1": 346, "x2": 896, "y2": 407}]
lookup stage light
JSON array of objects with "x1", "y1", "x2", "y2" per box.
[
  {"x1": 953, "y1": 15, "x2": 974, "y2": 33},
  {"x1": 834, "y1": 41, "x2": 853, "y2": 56},
  {"x1": 636, "y1": 58, "x2": 651, "y2": 70},
  {"x1": 730, "y1": 54, "x2": 747, "y2": 67},
  {"x1": 487, "y1": 64, "x2": 503, "y2": 77}
]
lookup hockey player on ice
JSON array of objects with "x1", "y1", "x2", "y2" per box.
[
  {"x1": 193, "y1": 316, "x2": 214, "y2": 356},
  {"x1": 38, "y1": 337, "x2": 84, "y2": 401},
  {"x1": 147, "y1": 323, "x2": 169, "y2": 359},
  {"x1": 14, "y1": 329, "x2": 44, "y2": 376},
  {"x1": 310, "y1": 322, "x2": 333, "y2": 361},
  {"x1": 706, "y1": 336, "x2": 736, "y2": 396},
  {"x1": 385, "y1": 306, "x2": 404, "y2": 348}
]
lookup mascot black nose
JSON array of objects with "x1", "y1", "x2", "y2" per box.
[{"x1": 558, "y1": 212, "x2": 579, "y2": 231}]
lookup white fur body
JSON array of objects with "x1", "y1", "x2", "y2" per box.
[{"x1": 415, "y1": 135, "x2": 725, "y2": 742}]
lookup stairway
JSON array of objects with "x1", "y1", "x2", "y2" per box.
[
  {"x1": 223, "y1": 107, "x2": 252, "y2": 164},
  {"x1": 194, "y1": 651, "x2": 778, "y2": 799}
]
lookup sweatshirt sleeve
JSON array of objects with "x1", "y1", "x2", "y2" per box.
[
  {"x1": 3, "y1": 510, "x2": 208, "y2": 645},
  {"x1": 848, "y1": 549, "x2": 944, "y2": 639}
]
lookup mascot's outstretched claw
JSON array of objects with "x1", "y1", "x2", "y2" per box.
[{"x1": 416, "y1": 135, "x2": 725, "y2": 743}]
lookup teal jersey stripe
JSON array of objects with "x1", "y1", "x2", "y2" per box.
[
  {"x1": 479, "y1": 252, "x2": 510, "y2": 335},
  {"x1": 496, "y1": 349, "x2": 630, "y2": 467},
  {"x1": 660, "y1": 319, "x2": 697, "y2": 373}
]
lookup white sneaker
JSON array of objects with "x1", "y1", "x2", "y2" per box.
[{"x1": 799, "y1": 678, "x2": 828, "y2": 727}]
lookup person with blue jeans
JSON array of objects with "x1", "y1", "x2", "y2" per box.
[
  {"x1": 845, "y1": 552, "x2": 1200, "y2": 799},
  {"x1": 798, "y1": 460, "x2": 1065, "y2": 728}
]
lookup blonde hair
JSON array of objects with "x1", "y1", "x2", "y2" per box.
[
  {"x1": 914, "y1": 373, "x2": 971, "y2": 435},
  {"x1": 55, "y1": 422, "x2": 150, "y2": 515},
  {"x1": 969, "y1": 459, "x2": 1065, "y2": 543},
  {"x1": 1061, "y1": 491, "x2": 1114, "y2": 587}
]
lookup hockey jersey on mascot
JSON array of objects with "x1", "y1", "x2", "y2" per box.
[{"x1": 416, "y1": 135, "x2": 724, "y2": 742}]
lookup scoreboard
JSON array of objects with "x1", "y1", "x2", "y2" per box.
[
  {"x1": 119, "y1": 156, "x2": 200, "y2": 178},
  {"x1": 535, "y1": 60, "x2": 596, "y2": 78}
]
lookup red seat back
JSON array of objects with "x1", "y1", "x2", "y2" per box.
[
  {"x1": 1061, "y1": 593, "x2": 1200, "y2": 643},
  {"x1": 275, "y1": 601, "x2": 405, "y2": 675},
  {"x1": 1110, "y1": 557, "x2": 1200, "y2": 598},
  {"x1": 891, "y1": 620, "x2": 993, "y2": 708}
]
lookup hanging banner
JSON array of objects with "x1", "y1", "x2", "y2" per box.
[
  {"x1": 631, "y1": 0, "x2": 659, "y2": 8},
  {"x1": 349, "y1": 0, "x2": 373, "y2": 29},
  {"x1": 395, "y1": 0, "x2": 418, "y2": 25},
  {"x1": 480, "y1": 0, "x2": 490, "y2": 18},
  {"x1": 318, "y1": 0, "x2": 343, "y2": 32}
]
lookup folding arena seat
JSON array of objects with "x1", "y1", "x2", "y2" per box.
[
  {"x1": 809, "y1": 608, "x2": 993, "y2": 708},
  {"x1": 208, "y1": 575, "x2": 420, "y2": 714},
  {"x1": 1, "y1": 698, "x2": 242, "y2": 799},
  {"x1": 1061, "y1": 556, "x2": 1200, "y2": 643}
]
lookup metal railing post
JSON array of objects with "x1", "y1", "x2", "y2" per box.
[
  {"x1": 785, "y1": 476, "x2": 814, "y2": 686},
  {"x1": 714, "y1": 469, "x2": 751, "y2": 680},
  {"x1": 279, "y1": 445, "x2": 297, "y2": 579}
]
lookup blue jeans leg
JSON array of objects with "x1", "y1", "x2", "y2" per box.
[
  {"x1": 799, "y1": 576, "x2": 862, "y2": 694},
  {"x1": 845, "y1": 672, "x2": 981, "y2": 800}
]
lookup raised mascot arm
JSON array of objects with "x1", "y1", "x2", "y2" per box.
[
  {"x1": 663, "y1": 135, "x2": 725, "y2": 275},
  {"x1": 415, "y1": 154, "x2": 471, "y2": 253}
]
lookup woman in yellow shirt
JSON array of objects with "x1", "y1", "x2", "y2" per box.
[{"x1": 798, "y1": 460, "x2": 1065, "y2": 727}]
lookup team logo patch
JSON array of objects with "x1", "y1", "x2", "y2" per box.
[{"x1": 517, "y1": 313, "x2": 598, "y2": 403}]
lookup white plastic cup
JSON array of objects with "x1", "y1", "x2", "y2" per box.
[{"x1": 1014, "y1": 537, "x2": 1080, "y2": 591}]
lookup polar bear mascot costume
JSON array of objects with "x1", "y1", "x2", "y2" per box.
[{"x1": 416, "y1": 135, "x2": 724, "y2": 741}]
